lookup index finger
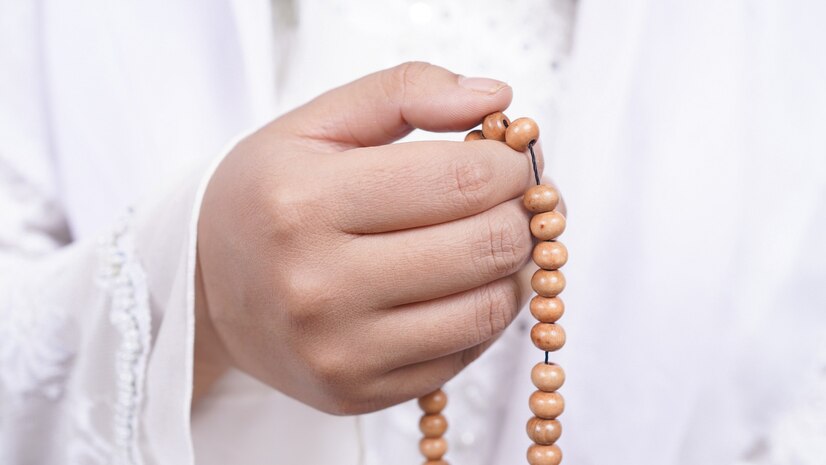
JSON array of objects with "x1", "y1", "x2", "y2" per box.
[{"x1": 317, "y1": 138, "x2": 545, "y2": 234}]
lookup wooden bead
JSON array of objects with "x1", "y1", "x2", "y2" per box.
[
  {"x1": 527, "y1": 444, "x2": 562, "y2": 465},
  {"x1": 531, "y1": 362, "x2": 565, "y2": 392},
  {"x1": 526, "y1": 417, "x2": 562, "y2": 445},
  {"x1": 529, "y1": 391, "x2": 565, "y2": 419},
  {"x1": 532, "y1": 241, "x2": 568, "y2": 270},
  {"x1": 464, "y1": 129, "x2": 485, "y2": 141},
  {"x1": 420, "y1": 438, "x2": 448, "y2": 460},
  {"x1": 531, "y1": 270, "x2": 566, "y2": 297},
  {"x1": 530, "y1": 211, "x2": 566, "y2": 240},
  {"x1": 418, "y1": 389, "x2": 447, "y2": 414},
  {"x1": 529, "y1": 296, "x2": 565, "y2": 323},
  {"x1": 531, "y1": 323, "x2": 566, "y2": 351},
  {"x1": 523, "y1": 185, "x2": 559, "y2": 213},
  {"x1": 419, "y1": 414, "x2": 448, "y2": 438},
  {"x1": 482, "y1": 111, "x2": 510, "y2": 141},
  {"x1": 505, "y1": 117, "x2": 540, "y2": 152}
]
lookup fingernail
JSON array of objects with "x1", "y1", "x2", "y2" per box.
[{"x1": 458, "y1": 75, "x2": 508, "y2": 94}]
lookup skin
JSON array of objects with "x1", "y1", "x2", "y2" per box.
[{"x1": 194, "y1": 62, "x2": 557, "y2": 415}]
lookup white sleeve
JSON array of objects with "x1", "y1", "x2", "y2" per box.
[
  {"x1": 0, "y1": 3, "x2": 215, "y2": 464},
  {"x1": 0, "y1": 166, "x2": 215, "y2": 465}
]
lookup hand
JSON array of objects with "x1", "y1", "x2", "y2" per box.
[{"x1": 195, "y1": 62, "x2": 546, "y2": 414}]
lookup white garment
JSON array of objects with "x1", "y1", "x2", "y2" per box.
[{"x1": 1, "y1": 1, "x2": 825, "y2": 465}]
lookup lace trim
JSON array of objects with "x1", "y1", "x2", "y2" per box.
[{"x1": 97, "y1": 212, "x2": 151, "y2": 465}]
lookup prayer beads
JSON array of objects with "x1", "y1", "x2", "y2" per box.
[
  {"x1": 417, "y1": 389, "x2": 449, "y2": 463},
  {"x1": 417, "y1": 111, "x2": 568, "y2": 465}
]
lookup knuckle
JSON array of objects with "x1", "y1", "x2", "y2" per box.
[
  {"x1": 445, "y1": 156, "x2": 494, "y2": 209},
  {"x1": 284, "y1": 275, "x2": 320, "y2": 307},
  {"x1": 264, "y1": 169, "x2": 340, "y2": 240},
  {"x1": 474, "y1": 211, "x2": 532, "y2": 277},
  {"x1": 309, "y1": 346, "x2": 353, "y2": 388},
  {"x1": 282, "y1": 270, "x2": 338, "y2": 322},
  {"x1": 309, "y1": 352, "x2": 381, "y2": 416},
  {"x1": 474, "y1": 283, "x2": 519, "y2": 342},
  {"x1": 267, "y1": 184, "x2": 310, "y2": 239},
  {"x1": 396, "y1": 61, "x2": 432, "y2": 88},
  {"x1": 382, "y1": 61, "x2": 433, "y2": 104}
]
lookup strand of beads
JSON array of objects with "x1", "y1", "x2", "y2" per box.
[
  {"x1": 524, "y1": 179, "x2": 566, "y2": 465},
  {"x1": 467, "y1": 112, "x2": 567, "y2": 465},
  {"x1": 417, "y1": 389, "x2": 449, "y2": 464},
  {"x1": 417, "y1": 112, "x2": 566, "y2": 465}
]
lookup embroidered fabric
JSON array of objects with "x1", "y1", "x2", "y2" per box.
[
  {"x1": 0, "y1": 213, "x2": 154, "y2": 465},
  {"x1": 96, "y1": 213, "x2": 152, "y2": 465}
]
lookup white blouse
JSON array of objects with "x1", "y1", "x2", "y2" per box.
[{"x1": 1, "y1": 1, "x2": 825, "y2": 464}]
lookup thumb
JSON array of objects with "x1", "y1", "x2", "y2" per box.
[{"x1": 271, "y1": 62, "x2": 513, "y2": 149}]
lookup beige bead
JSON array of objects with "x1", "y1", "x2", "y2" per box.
[
  {"x1": 419, "y1": 414, "x2": 448, "y2": 438},
  {"x1": 464, "y1": 129, "x2": 485, "y2": 141},
  {"x1": 526, "y1": 417, "x2": 562, "y2": 445},
  {"x1": 531, "y1": 323, "x2": 566, "y2": 351},
  {"x1": 420, "y1": 438, "x2": 448, "y2": 460},
  {"x1": 418, "y1": 389, "x2": 447, "y2": 414},
  {"x1": 532, "y1": 241, "x2": 568, "y2": 270},
  {"x1": 529, "y1": 391, "x2": 565, "y2": 419},
  {"x1": 531, "y1": 362, "x2": 566, "y2": 392},
  {"x1": 531, "y1": 270, "x2": 566, "y2": 297},
  {"x1": 527, "y1": 444, "x2": 562, "y2": 465},
  {"x1": 523, "y1": 185, "x2": 559, "y2": 213},
  {"x1": 529, "y1": 296, "x2": 565, "y2": 323},
  {"x1": 482, "y1": 111, "x2": 510, "y2": 141},
  {"x1": 530, "y1": 211, "x2": 566, "y2": 240},
  {"x1": 505, "y1": 117, "x2": 540, "y2": 152}
]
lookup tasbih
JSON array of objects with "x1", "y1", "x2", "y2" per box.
[{"x1": 417, "y1": 112, "x2": 567, "y2": 465}]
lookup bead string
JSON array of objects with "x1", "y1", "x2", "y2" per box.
[
  {"x1": 527, "y1": 140, "x2": 551, "y2": 370},
  {"x1": 417, "y1": 112, "x2": 567, "y2": 465},
  {"x1": 528, "y1": 142, "x2": 541, "y2": 186}
]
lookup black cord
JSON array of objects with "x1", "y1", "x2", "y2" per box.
[{"x1": 528, "y1": 141, "x2": 540, "y2": 185}]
